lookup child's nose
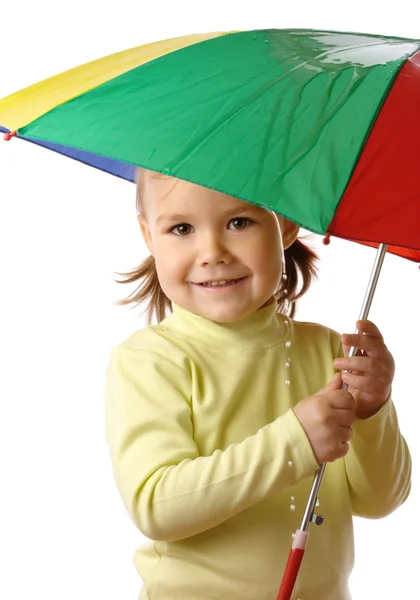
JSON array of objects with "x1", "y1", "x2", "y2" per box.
[{"x1": 198, "y1": 232, "x2": 232, "y2": 265}]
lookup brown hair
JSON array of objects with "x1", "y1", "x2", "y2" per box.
[{"x1": 113, "y1": 169, "x2": 319, "y2": 325}]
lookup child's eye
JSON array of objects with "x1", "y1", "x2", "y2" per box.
[
  {"x1": 171, "y1": 223, "x2": 192, "y2": 236},
  {"x1": 229, "y1": 217, "x2": 253, "y2": 230}
]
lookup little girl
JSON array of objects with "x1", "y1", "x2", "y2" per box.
[{"x1": 104, "y1": 168, "x2": 411, "y2": 600}]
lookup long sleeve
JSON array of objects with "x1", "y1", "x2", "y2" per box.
[
  {"x1": 344, "y1": 396, "x2": 412, "y2": 518},
  {"x1": 104, "y1": 344, "x2": 319, "y2": 542}
]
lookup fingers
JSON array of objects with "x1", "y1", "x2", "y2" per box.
[
  {"x1": 296, "y1": 387, "x2": 356, "y2": 463},
  {"x1": 327, "y1": 390, "x2": 355, "y2": 411},
  {"x1": 314, "y1": 372, "x2": 343, "y2": 395},
  {"x1": 340, "y1": 322, "x2": 394, "y2": 386},
  {"x1": 333, "y1": 423, "x2": 353, "y2": 457},
  {"x1": 356, "y1": 320, "x2": 384, "y2": 340},
  {"x1": 341, "y1": 426, "x2": 353, "y2": 443},
  {"x1": 333, "y1": 356, "x2": 390, "y2": 382},
  {"x1": 337, "y1": 441, "x2": 351, "y2": 459},
  {"x1": 341, "y1": 371, "x2": 391, "y2": 397},
  {"x1": 331, "y1": 406, "x2": 356, "y2": 427},
  {"x1": 341, "y1": 331, "x2": 387, "y2": 358},
  {"x1": 326, "y1": 434, "x2": 353, "y2": 461}
]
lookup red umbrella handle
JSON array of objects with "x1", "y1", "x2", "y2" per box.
[{"x1": 276, "y1": 530, "x2": 309, "y2": 600}]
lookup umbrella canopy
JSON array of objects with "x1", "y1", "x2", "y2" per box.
[{"x1": 1, "y1": 29, "x2": 420, "y2": 261}]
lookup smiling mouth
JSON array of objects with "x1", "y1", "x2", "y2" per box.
[{"x1": 195, "y1": 277, "x2": 247, "y2": 287}]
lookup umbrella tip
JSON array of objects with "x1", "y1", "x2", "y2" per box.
[
  {"x1": 322, "y1": 233, "x2": 331, "y2": 245},
  {"x1": 3, "y1": 130, "x2": 17, "y2": 141}
]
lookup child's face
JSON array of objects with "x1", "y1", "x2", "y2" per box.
[{"x1": 138, "y1": 172, "x2": 298, "y2": 322}]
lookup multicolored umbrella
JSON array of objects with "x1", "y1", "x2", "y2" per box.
[
  {"x1": 2, "y1": 28, "x2": 419, "y2": 599},
  {"x1": 1, "y1": 29, "x2": 420, "y2": 261}
]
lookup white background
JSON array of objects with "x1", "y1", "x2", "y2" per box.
[{"x1": 0, "y1": 1, "x2": 419, "y2": 598}]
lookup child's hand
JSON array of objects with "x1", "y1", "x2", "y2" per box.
[
  {"x1": 333, "y1": 320, "x2": 395, "y2": 420},
  {"x1": 293, "y1": 373, "x2": 356, "y2": 464}
]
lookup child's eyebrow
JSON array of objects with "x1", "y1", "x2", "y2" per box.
[
  {"x1": 156, "y1": 213, "x2": 189, "y2": 223},
  {"x1": 156, "y1": 205, "x2": 261, "y2": 223},
  {"x1": 223, "y1": 205, "x2": 262, "y2": 216}
]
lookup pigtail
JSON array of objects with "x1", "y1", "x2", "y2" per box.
[
  {"x1": 275, "y1": 238, "x2": 319, "y2": 318},
  {"x1": 113, "y1": 256, "x2": 172, "y2": 325}
]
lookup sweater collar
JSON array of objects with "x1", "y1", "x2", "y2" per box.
[{"x1": 162, "y1": 297, "x2": 289, "y2": 348}]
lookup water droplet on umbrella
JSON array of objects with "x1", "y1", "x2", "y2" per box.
[
  {"x1": 290, "y1": 504, "x2": 296, "y2": 511},
  {"x1": 282, "y1": 273, "x2": 287, "y2": 281},
  {"x1": 265, "y1": 39, "x2": 269, "y2": 43},
  {"x1": 285, "y1": 379, "x2": 290, "y2": 385},
  {"x1": 162, "y1": 167, "x2": 171, "y2": 175},
  {"x1": 292, "y1": 533, "x2": 295, "y2": 539},
  {"x1": 288, "y1": 357, "x2": 291, "y2": 361},
  {"x1": 316, "y1": 498, "x2": 320, "y2": 507},
  {"x1": 291, "y1": 496, "x2": 295, "y2": 502},
  {"x1": 285, "y1": 341, "x2": 291, "y2": 348},
  {"x1": 285, "y1": 362, "x2": 290, "y2": 367},
  {"x1": 288, "y1": 460, "x2": 293, "y2": 467}
]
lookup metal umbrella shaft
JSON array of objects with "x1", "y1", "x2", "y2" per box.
[{"x1": 277, "y1": 243, "x2": 388, "y2": 600}]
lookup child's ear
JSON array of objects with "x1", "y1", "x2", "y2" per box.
[
  {"x1": 137, "y1": 215, "x2": 154, "y2": 256},
  {"x1": 282, "y1": 219, "x2": 300, "y2": 249}
]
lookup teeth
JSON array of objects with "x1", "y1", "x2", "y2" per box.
[{"x1": 203, "y1": 279, "x2": 233, "y2": 286}]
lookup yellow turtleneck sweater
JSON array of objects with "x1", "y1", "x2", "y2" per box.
[{"x1": 104, "y1": 299, "x2": 411, "y2": 600}]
